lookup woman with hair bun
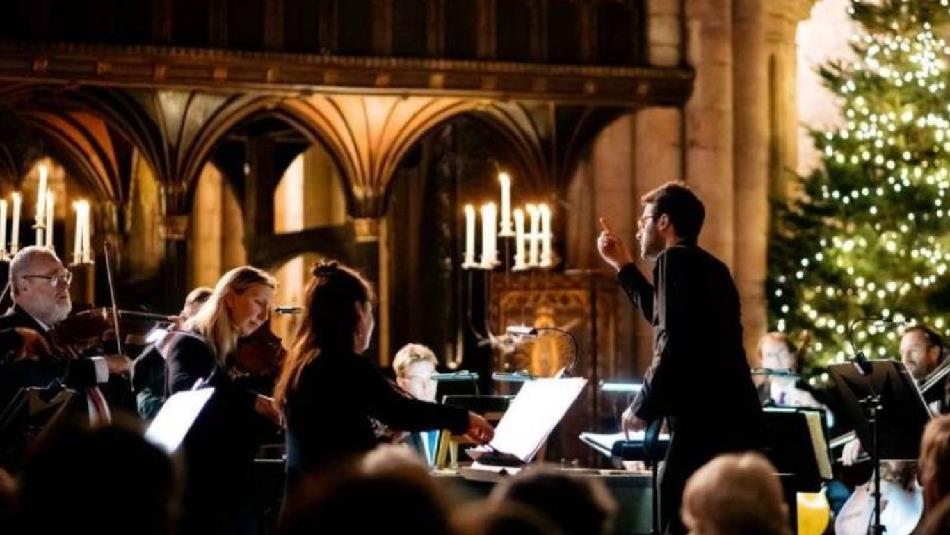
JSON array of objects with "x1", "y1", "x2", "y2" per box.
[{"x1": 274, "y1": 261, "x2": 493, "y2": 485}]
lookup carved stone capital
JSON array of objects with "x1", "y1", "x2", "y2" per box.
[
  {"x1": 160, "y1": 214, "x2": 190, "y2": 241},
  {"x1": 353, "y1": 217, "x2": 380, "y2": 243}
]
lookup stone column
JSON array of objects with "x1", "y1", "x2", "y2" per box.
[
  {"x1": 684, "y1": 0, "x2": 734, "y2": 267},
  {"x1": 732, "y1": 0, "x2": 769, "y2": 358},
  {"x1": 766, "y1": 0, "x2": 816, "y2": 200},
  {"x1": 160, "y1": 182, "x2": 190, "y2": 314}
]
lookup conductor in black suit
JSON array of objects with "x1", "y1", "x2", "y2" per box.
[{"x1": 597, "y1": 182, "x2": 765, "y2": 535}]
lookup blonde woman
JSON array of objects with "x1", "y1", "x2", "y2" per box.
[{"x1": 163, "y1": 265, "x2": 280, "y2": 535}]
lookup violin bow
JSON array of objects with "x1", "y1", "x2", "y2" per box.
[{"x1": 102, "y1": 241, "x2": 124, "y2": 357}]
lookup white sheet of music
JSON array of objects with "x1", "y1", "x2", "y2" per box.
[
  {"x1": 489, "y1": 378, "x2": 587, "y2": 462},
  {"x1": 144, "y1": 388, "x2": 215, "y2": 453}
]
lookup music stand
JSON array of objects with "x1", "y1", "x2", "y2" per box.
[
  {"x1": 829, "y1": 360, "x2": 930, "y2": 461},
  {"x1": 0, "y1": 385, "x2": 81, "y2": 470},
  {"x1": 829, "y1": 360, "x2": 931, "y2": 535}
]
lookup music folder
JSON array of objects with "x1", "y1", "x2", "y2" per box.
[{"x1": 467, "y1": 377, "x2": 586, "y2": 466}]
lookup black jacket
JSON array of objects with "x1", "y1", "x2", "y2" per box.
[
  {"x1": 619, "y1": 245, "x2": 764, "y2": 437},
  {"x1": 284, "y1": 348, "x2": 468, "y2": 477},
  {"x1": 0, "y1": 305, "x2": 100, "y2": 411},
  {"x1": 618, "y1": 244, "x2": 765, "y2": 534}
]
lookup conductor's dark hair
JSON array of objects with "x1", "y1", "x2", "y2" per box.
[{"x1": 641, "y1": 182, "x2": 706, "y2": 243}]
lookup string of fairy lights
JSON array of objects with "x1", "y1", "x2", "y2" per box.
[{"x1": 772, "y1": 1, "x2": 950, "y2": 365}]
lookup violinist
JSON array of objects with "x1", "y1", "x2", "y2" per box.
[
  {"x1": 163, "y1": 265, "x2": 281, "y2": 535},
  {"x1": 0, "y1": 246, "x2": 132, "y2": 418},
  {"x1": 131, "y1": 286, "x2": 211, "y2": 420}
]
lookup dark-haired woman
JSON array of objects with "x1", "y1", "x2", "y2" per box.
[{"x1": 274, "y1": 261, "x2": 493, "y2": 485}]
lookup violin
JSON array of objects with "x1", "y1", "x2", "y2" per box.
[
  {"x1": 47, "y1": 307, "x2": 176, "y2": 360},
  {"x1": 232, "y1": 319, "x2": 286, "y2": 386}
]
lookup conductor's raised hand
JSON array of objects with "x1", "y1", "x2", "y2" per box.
[
  {"x1": 463, "y1": 411, "x2": 494, "y2": 445},
  {"x1": 597, "y1": 216, "x2": 634, "y2": 272}
]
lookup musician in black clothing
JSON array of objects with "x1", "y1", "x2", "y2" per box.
[
  {"x1": 0, "y1": 247, "x2": 131, "y2": 418},
  {"x1": 273, "y1": 261, "x2": 493, "y2": 488},
  {"x1": 597, "y1": 182, "x2": 765, "y2": 535},
  {"x1": 163, "y1": 265, "x2": 282, "y2": 535}
]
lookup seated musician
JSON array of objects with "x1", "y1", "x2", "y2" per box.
[
  {"x1": 273, "y1": 261, "x2": 493, "y2": 489},
  {"x1": 0, "y1": 246, "x2": 131, "y2": 419},
  {"x1": 901, "y1": 325, "x2": 947, "y2": 412},
  {"x1": 843, "y1": 324, "x2": 948, "y2": 464},
  {"x1": 754, "y1": 332, "x2": 826, "y2": 411},
  {"x1": 392, "y1": 343, "x2": 441, "y2": 466},
  {"x1": 163, "y1": 266, "x2": 282, "y2": 535},
  {"x1": 131, "y1": 286, "x2": 211, "y2": 420}
]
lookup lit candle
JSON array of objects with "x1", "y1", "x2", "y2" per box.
[
  {"x1": 498, "y1": 172, "x2": 513, "y2": 237},
  {"x1": 35, "y1": 165, "x2": 47, "y2": 245},
  {"x1": 463, "y1": 204, "x2": 477, "y2": 268},
  {"x1": 73, "y1": 201, "x2": 83, "y2": 264},
  {"x1": 539, "y1": 203, "x2": 552, "y2": 267},
  {"x1": 82, "y1": 202, "x2": 92, "y2": 263},
  {"x1": 513, "y1": 207, "x2": 526, "y2": 270},
  {"x1": 11, "y1": 192, "x2": 21, "y2": 254},
  {"x1": 45, "y1": 189, "x2": 54, "y2": 249},
  {"x1": 526, "y1": 204, "x2": 540, "y2": 267},
  {"x1": 0, "y1": 199, "x2": 6, "y2": 256},
  {"x1": 480, "y1": 202, "x2": 498, "y2": 268}
]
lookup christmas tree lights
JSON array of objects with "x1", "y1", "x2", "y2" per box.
[{"x1": 769, "y1": 0, "x2": 950, "y2": 371}]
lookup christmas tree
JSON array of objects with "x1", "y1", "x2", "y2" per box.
[{"x1": 769, "y1": 0, "x2": 950, "y2": 371}]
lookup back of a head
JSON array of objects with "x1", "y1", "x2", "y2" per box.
[
  {"x1": 640, "y1": 181, "x2": 705, "y2": 243},
  {"x1": 490, "y1": 465, "x2": 617, "y2": 535},
  {"x1": 682, "y1": 453, "x2": 790, "y2": 535},
  {"x1": 17, "y1": 419, "x2": 179, "y2": 535},
  {"x1": 920, "y1": 414, "x2": 950, "y2": 510},
  {"x1": 279, "y1": 465, "x2": 449, "y2": 535},
  {"x1": 453, "y1": 502, "x2": 565, "y2": 535}
]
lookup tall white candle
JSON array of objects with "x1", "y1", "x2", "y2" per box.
[
  {"x1": 513, "y1": 207, "x2": 526, "y2": 270},
  {"x1": 35, "y1": 165, "x2": 47, "y2": 245},
  {"x1": 82, "y1": 202, "x2": 92, "y2": 263},
  {"x1": 539, "y1": 203, "x2": 552, "y2": 267},
  {"x1": 463, "y1": 204, "x2": 477, "y2": 268},
  {"x1": 45, "y1": 189, "x2": 54, "y2": 249},
  {"x1": 11, "y1": 192, "x2": 21, "y2": 253},
  {"x1": 526, "y1": 204, "x2": 540, "y2": 267},
  {"x1": 0, "y1": 199, "x2": 7, "y2": 256},
  {"x1": 480, "y1": 202, "x2": 498, "y2": 268},
  {"x1": 73, "y1": 201, "x2": 83, "y2": 264},
  {"x1": 498, "y1": 172, "x2": 513, "y2": 237}
]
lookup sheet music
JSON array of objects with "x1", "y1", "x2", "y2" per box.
[
  {"x1": 804, "y1": 411, "x2": 833, "y2": 479},
  {"x1": 145, "y1": 388, "x2": 215, "y2": 453},
  {"x1": 488, "y1": 378, "x2": 587, "y2": 462}
]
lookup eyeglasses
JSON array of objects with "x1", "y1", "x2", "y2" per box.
[
  {"x1": 637, "y1": 215, "x2": 656, "y2": 229},
  {"x1": 21, "y1": 271, "x2": 73, "y2": 286}
]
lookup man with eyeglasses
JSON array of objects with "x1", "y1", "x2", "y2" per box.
[
  {"x1": 0, "y1": 246, "x2": 131, "y2": 418},
  {"x1": 597, "y1": 182, "x2": 765, "y2": 535}
]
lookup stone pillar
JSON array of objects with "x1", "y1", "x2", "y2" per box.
[
  {"x1": 647, "y1": 0, "x2": 683, "y2": 67},
  {"x1": 766, "y1": 0, "x2": 816, "y2": 200},
  {"x1": 352, "y1": 216, "x2": 384, "y2": 364},
  {"x1": 684, "y1": 0, "x2": 734, "y2": 267},
  {"x1": 160, "y1": 190, "x2": 190, "y2": 314},
  {"x1": 732, "y1": 0, "x2": 769, "y2": 358}
]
